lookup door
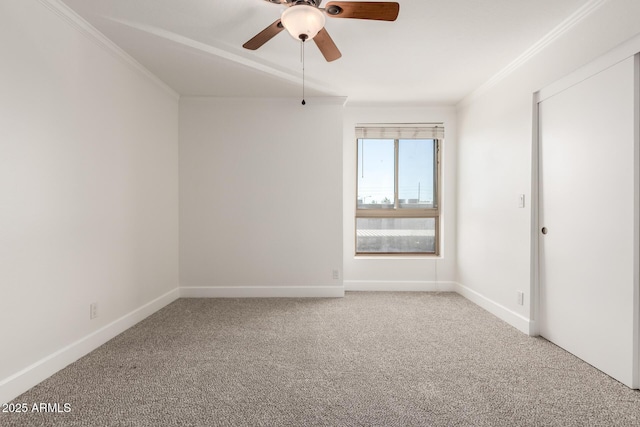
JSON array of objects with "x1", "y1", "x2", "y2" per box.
[{"x1": 538, "y1": 56, "x2": 637, "y2": 387}]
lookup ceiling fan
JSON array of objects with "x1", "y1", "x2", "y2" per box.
[{"x1": 243, "y1": 0, "x2": 400, "y2": 62}]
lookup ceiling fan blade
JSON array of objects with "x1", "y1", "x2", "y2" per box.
[
  {"x1": 243, "y1": 19, "x2": 284, "y2": 50},
  {"x1": 324, "y1": 1, "x2": 399, "y2": 21},
  {"x1": 313, "y1": 28, "x2": 342, "y2": 62}
]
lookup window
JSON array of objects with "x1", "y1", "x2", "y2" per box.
[{"x1": 356, "y1": 124, "x2": 442, "y2": 255}]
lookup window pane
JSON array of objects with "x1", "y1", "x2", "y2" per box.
[
  {"x1": 356, "y1": 218, "x2": 436, "y2": 253},
  {"x1": 398, "y1": 139, "x2": 436, "y2": 208},
  {"x1": 357, "y1": 139, "x2": 394, "y2": 209}
]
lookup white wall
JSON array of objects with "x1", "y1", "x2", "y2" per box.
[
  {"x1": 343, "y1": 105, "x2": 457, "y2": 291},
  {"x1": 179, "y1": 97, "x2": 344, "y2": 297},
  {"x1": 456, "y1": 0, "x2": 640, "y2": 333},
  {"x1": 0, "y1": 0, "x2": 179, "y2": 403}
]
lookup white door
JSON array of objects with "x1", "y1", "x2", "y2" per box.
[{"x1": 538, "y1": 56, "x2": 637, "y2": 387}]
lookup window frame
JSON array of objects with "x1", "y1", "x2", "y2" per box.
[{"x1": 355, "y1": 136, "x2": 441, "y2": 256}]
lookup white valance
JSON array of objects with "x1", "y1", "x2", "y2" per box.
[{"x1": 356, "y1": 123, "x2": 444, "y2": 140}]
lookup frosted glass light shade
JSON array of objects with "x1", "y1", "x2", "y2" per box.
[{"x1": 281, "y1": 5, "x2": 326, "y2": 41}]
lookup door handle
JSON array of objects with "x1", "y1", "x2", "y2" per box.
[{"x1": 541, "y1": 227, "x2": 548, "y2": 235}]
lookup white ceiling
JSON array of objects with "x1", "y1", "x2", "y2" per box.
[{"x1": 59, "y1": 0, "x2": 590, "y2": 105}]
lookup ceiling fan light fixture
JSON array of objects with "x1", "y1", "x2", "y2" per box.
[{"x1": 281, "y1": 5, "x2": 326, "y2": 41}]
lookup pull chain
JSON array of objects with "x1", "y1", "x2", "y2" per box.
[{"x1": 301, "y1": 39, "x2": 306, "y2": 106}]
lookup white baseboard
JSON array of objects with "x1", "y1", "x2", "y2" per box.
[
  {"x1": 0, "y1": 288, "x2": 179, "y2": 405},
  {"x1": 180, "y1": 286, "x2": 345, "y2": 298},
  {"x1": 455, "y1": 283, "x2": 531, "y2": 334},
  {"x1": 345, "y1": 280, "x2": 457, "y2": 292},
  {"x1": 1, "y1": 282, "x2": 534, "y2": 404}
]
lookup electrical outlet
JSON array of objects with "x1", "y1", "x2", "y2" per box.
[
  {"x1": 516, "y1": 291, "x2": 524, "y2": 306},
  {"x1": 332, "y1": 269, "x2": 339, "y2": 280},
  {"x1": 90, "y1": 302, "x2": 98, "y2": 319}
]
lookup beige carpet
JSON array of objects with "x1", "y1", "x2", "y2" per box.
[{"x1": 2, "y1": 292, "x2": 639, "y2": 426}]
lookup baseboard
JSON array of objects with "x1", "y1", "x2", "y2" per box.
[
  {"x1": 0, "y1": 283, "x2": 533, "y2": 404},
  {"x1": 180, "y1": 286, "x2": 345, "y2": 298},
  {"x1": 0, "y1": 288, "x2": 180, "y2": 405},
  {"x1": 345, "y1": 280, "x2": 457, "y2": 292},
  {"x1": 455, "y1": 283, "x2": 531, "y2": 334}
]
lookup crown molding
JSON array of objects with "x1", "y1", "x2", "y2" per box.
[
  {"x1": 344, "y1": 100, "x2": 456, "y2": 109},
  {"x1": 103, "y1": 16, "x2": 342, "y2": 98},
  {"x1": 457, "y1": 0, "x2": 609, "y2": 109},
  {"x1": 38, "y1": 0, "x2": 179, "y2": 101},
  {"x1": 179, "y1": 95, "x2": 348, "y2": 107}
]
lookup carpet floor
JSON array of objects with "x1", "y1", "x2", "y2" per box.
[{"x1": 2, "y1": 292, "x2": 640, "y2": 426}]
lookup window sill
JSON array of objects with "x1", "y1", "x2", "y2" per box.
[{"x1": 354, "y1": 254, "x2": 443, "y2": 260}]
